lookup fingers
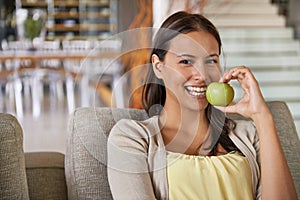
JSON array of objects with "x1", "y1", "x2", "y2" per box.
[
  {"x1": 220, "y1": 66, "x2": 251, "y2": 83},
  {"x1": 216, "y1": 66, "x2": 264, "y2": 116}
]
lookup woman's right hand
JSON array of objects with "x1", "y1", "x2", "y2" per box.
[{"x1": 216, "y1": 66, "x2": 271, "y2": 121}]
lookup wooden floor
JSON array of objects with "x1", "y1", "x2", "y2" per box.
[
  {"x1": 1, "y1": 84, "x2": 105, "y2": 154},
  {"x1": 21, "y1": 108, "x2": 69, "y2": 153}
]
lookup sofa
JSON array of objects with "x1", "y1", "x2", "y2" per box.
[
  {"x1": 1, "y1": 101, "x2": 300, "y2": 199},
  {"x1": 0, "y1": 113, "x2": 67, "y2": 200},
  {"x1": 66, "y1": 101, "x2": 300, "y2": 199}
]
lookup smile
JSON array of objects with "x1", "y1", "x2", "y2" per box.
[{"x1": 185, "y1": 86, "x2": 207, "y2": 97}]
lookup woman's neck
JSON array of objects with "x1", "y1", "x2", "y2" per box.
[{"x1": 159, "y1": 102, "x2": 209, "y2": 155}]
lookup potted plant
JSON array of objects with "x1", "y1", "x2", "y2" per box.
[
  {"x1": 16, "y1": 8, "x2": 46, "y2": 50},
  {"x1": 24, "y1": 10, "x2": 45, "y2": 42}
]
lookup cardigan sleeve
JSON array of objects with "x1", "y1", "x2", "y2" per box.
[
  {"x1": 230, "y1": 120, "x2": 262, "y2": 200},
  {"x1": 251, "y1": 122, "x2": 262, "y2": 200},
  {"x1": 107, "y1": 119, "x2": 157, "y2": 200}
]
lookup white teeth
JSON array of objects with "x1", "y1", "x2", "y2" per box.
[
  {"x1": 186, "y1": 86, "x2": 206, "y2": 93},
  {"x1": 190, "y1": 91, "x2": 201, "y2": 96},
  {"x1": 185, "y1": 86, "x2": 207, "y2": 97}
]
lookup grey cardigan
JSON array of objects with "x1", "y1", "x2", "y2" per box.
[{"x1": 107, "y1": 116, "x2": 261, "y2": 200}]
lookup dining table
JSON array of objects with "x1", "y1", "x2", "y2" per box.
[
  {"x1": 0, "y1": 49, "x2": 119, "y2": 62},
  {"x1": 0, "y1": 49, "x2": 121, "y2": 119}
]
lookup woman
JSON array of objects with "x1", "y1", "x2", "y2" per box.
[{"x1": 107, "y1": 11, "x2": 297, "y2": 200}]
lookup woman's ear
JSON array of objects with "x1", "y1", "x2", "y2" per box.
[{"x1": 152, "y1": 54, "x2": 163, "y2": 79}]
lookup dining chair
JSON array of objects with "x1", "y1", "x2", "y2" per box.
[
  {"x1": 62, "y1": 40, "x2": 94, "y2": 112},
  {"x1": 62, "y1": 39, "x2": 122, "y2": 110},
  {"x1": 31, "y1": 39, "x2": 66, "y2": 117},
  {"x1": 0, "y1": 39, "x2": 33, "y2": 119},
  {"x1": 85, "y1": 39, "x2": 122, "y2": 107}
]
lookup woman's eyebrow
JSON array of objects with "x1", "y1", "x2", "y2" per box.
[
  {"x1": 176, "y1": 54, "x2": 196, "y2": 58},
  {"x1": 176, "y1": 53, "x2": 219, "y2": 59},
  {"x1": 205, "y1": 53, "x2": 219, "y2": 59}
]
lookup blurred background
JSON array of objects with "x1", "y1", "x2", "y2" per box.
[{"x1": 0, "y1": 0, "x2": 299, "y2": 153}]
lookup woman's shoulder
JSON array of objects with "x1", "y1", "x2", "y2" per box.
[
  {"x1": 234, "y1": 119, "x2": 256, "y2": 129},
  {"x1": 109, "y1": 115, "x2": 160, "y2": 139},
  {"x1": 231, "y1": 119, "x2": 257, "y2": 141}
]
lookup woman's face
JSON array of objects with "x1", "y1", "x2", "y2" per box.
[{"x1": 155, "y1": 31, "x2": 221, "y2": 111}]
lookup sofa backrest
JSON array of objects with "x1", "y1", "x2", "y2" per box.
[
  {"x1": 65, "y1": 101, "x2": 300, "y2": 199},
  {"x1": 65, "y1": 107, "x2": 148, "y2": 199},
  {"x1": 0, "y1": 113, "x2": 30, "y2": 200}
]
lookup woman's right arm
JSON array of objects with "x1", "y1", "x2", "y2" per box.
[
  {"x1": 107, "y1": 119, "x2": 157, "y2": 200},
  {"x1": 218, "y1": 66, "x2": 297, "y2": 199}
]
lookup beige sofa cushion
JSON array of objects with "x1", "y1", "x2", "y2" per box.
[
  {"x1": 25, "y1": 152, "x2": 67, "y2": 200},
  {"x1": 0, "y1": 113, "x2": 30, "y2": 200}
]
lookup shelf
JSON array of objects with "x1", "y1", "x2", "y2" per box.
[
  {"x1": 53, "y1": 1, "x2": 79, "y2": 7},
  {"x1": 20, "y1": 0, "x2": 110, "y2": 7},
  {"x1": 48, "y1": 12, "x2": 110, "y2": 19},
  {"x1": 20, "y1": 0, "x2": 47, "y2": 7},
  {"x1": 18, "y1": 0, "x2": 117, "y2": 41},
  {"x1": 84, "y1": 12, "x2": 111, "y2": 18},
  {"x1": 21, "y1": 0, "x2": 110, "y2": 7},
  {"x1": 48, "y1": 11, "x2": 80, "y2": 19},
  {"x1": 45, "y1": 35, "x2": 113, "y2": 41},
  {"x1": 46, "y1": 24, "x2": 111, "y2": 32},
  {"x1": 83, "y1": 1, "x2": 110, "y2": 7},
  {"x1": 81, "y1": 24, "x2": 111, "y2": 31},
  {"x1": 46, "y1": 24, "x2": 80, "y2": 31}
]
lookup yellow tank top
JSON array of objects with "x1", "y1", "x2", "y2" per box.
[{"x1": 167, "y1": 151, "x2": 253, "y2": 200}]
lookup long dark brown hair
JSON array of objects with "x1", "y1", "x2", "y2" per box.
[{"x1": 142, "y1": 11, "x2": 240, "y2": 155}]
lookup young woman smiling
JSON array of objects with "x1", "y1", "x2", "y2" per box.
[{"x1": 107, "y1": 11, "x2": 297, "y2": 200}]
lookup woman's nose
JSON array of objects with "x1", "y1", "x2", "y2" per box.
[{"x1": 191, "y1": 66, "x2": 206, "y2": 82}]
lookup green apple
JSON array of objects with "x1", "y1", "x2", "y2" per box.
[{"x1": 206, "y1": 82, "x2": 234, "y2": 106}]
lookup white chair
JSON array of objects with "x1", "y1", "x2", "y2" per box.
[
  {"x1": 62, "y1": 40, "x2": 94, "y2": 112},
  {"x1": 62, "y1": 39, "x2": 123, "y2": 109},
  {"x1": 1, "y1": 39, "x2": 67, "y2": 119},
  {"x1": 87, "y1": 39, "x2": 122, "y2": 107},
  {"x1": 0, "y1": 40, "x2": 33, "y2": 119},
  {"x1": 31, "y1": 39, "x2": 65, "y2": 117}
]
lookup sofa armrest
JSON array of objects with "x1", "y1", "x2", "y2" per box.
[
  {"x1": 0, "y1": 113, "x2": 29, "y2": 200},
  {"x1": 25, "y1": 152, "x2": 68, "y2": 200}
]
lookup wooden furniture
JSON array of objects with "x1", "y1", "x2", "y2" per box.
[
  {"x1": 17, "y1": 0, "x2": 118, "y2": 41},
  {"x1": 0, "y1": 47, "x2": 121, "y2": 118}
]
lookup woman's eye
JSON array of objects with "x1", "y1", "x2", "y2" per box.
[
  {"x1": 179, "y1": 59, "x2": 193, "y2": 65},
  {"x1": 205, "y1": 59, "x2": 217, "y2": 64}
]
